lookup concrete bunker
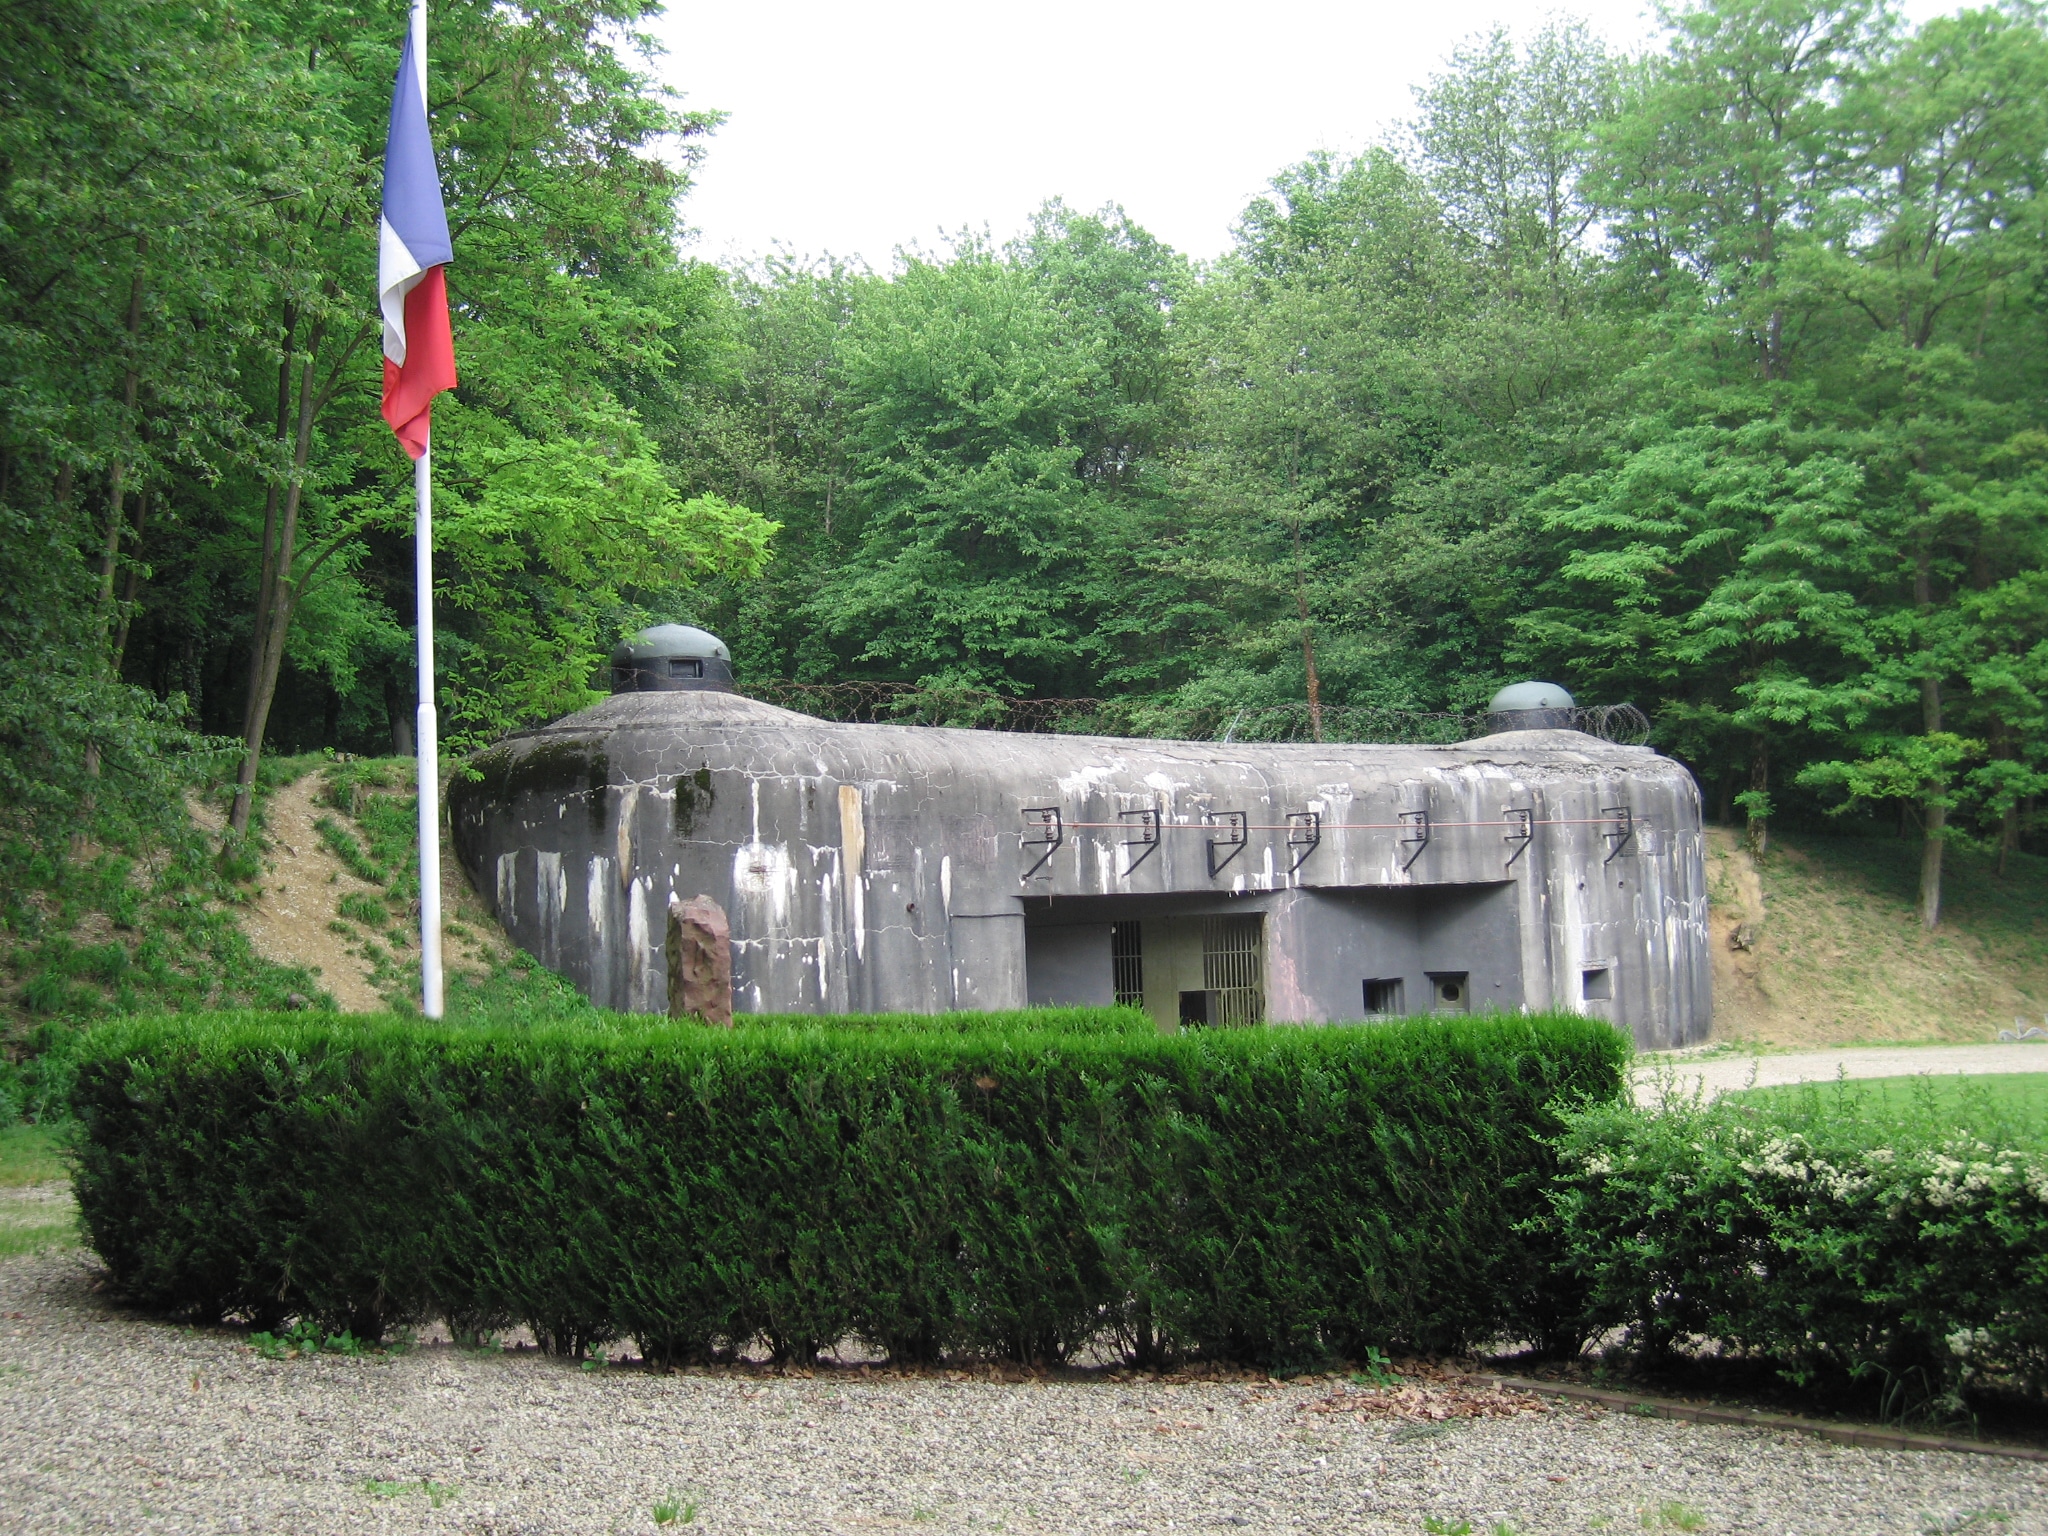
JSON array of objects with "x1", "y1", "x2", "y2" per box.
[{"x1": 450, "y1": 637, "x2": 1711, "y2": 1048}]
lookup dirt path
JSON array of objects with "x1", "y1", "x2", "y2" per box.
[
  {"x1": 1637, "y1": 1042, "x2": 2048, "y2": 1105},
  {"x1": 187, "y1": 765, "x2": 519, "y2": 1014},
  {"x1": 236, "y1": 774, "x2": 388, "y2": 1011}
]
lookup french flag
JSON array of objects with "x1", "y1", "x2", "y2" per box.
[{"x1": 379, "y1": 0, "x2": 456, "y2": 459}]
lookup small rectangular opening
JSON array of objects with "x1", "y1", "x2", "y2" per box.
[
  {"x1": 668, "y1": 657, "x2": 704, "y2": 680},
  {"x1": 1582, "y1": 966, "x2": 1613, "y2": 1002},
  {"x1": 1363, "y1": 977, "x2": 1404, "y2": 1016},
  {"x1": 1427, "y1": 972, "x2": 1470, "y2": 1013},
  {"x1": 1178, "y1": 989, "x2": 1213, "y2": 1027},
  {"x1": 1111, "y1": 921, "x2": 1144, "y2": 1008}
]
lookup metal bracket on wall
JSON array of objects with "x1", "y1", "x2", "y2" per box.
[
  {"x1": 1206, "y1": 811, "x2": 1248, "y2": 877},
  {"x1": 1020, "y1": 806, "x2": 1064, "y2": 881},
  {"x1": 1118, "y1": 807, "x2": 1161, "y2": 875},
  {"x1": 1285, "y1": 810, "x2": 1321, "y2": 873},
  {"x1": 1398, "y1": 808, "x2": 1432, "y2": 871},
  {"x1": 1602, "y1": 804, "x2": 1636, "y2": 864},
  {"x1": 1503, "y1": 806, "x2": 1534, "y2": 870}
]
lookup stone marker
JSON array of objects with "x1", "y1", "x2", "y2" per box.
[{"x1": 666, "y1": 893, "x2": 733, "y2": 1027}]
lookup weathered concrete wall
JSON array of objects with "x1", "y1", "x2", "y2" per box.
[{"x1": 449, "y1": 693, "x2": 1711, "y2": 1047}]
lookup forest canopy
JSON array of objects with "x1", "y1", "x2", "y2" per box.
[{"x1": 4, "y1": 0, "x2": 2045, "y2": 926}]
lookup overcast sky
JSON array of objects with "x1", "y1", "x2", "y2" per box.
[{"x1": 650, "y1": 0, "x2": 1960, "y2": 271}]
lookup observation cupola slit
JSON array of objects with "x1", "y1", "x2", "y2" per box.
[{"x1": 610, "y1": 624, "x2": 734, "y2": 694}]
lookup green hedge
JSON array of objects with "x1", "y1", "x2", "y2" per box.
[
  {"x1": 70, "y1": 1009, "x2": 1625, "y2": 1366},
  {"x1": 1546, "y1": 1087, "x2": 2048, "y2": 1415},
  {"x1": 727, "y1": 1005, "x2": 1157, "y2": 1037}
]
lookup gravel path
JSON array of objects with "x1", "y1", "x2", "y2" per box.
[
  {"x1": 3, "y1": 1252, "x2": 2042, "y2": 1535},
  {"x1": 1635, "y1": 1042, "x2": 2048, "y2": 1105}
]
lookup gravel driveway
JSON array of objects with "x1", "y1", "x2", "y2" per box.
[{"x1": 3, "y1": 1252, "x2": 2042, "y2": 1535}]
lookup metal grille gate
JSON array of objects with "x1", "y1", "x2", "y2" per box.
[
  {"x1": 1201, "y1": 915, "x2": 1264, "y2": 1026},
  {"x1": 1111, "y1": 921, "x2": 1144, "y2": 1007}
]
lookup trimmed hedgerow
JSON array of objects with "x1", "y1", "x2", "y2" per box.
[
  {"x1": 1544, "y1": 1084, "x2": 2048, "y2": 1417},
  {"x1": 70, "y1": 1009, "x2": 1625, "y2": 1365}
]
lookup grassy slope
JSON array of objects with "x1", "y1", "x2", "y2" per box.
[
  {"x1": 1706, "y1": 827, "x2": 2048, "y2": 1046},
  {"x1": 1, "y1": 752, "x2": 331, "y2": 1034},
  {"x1": 2, "y1": 753, "x2": 562, "y2": 1062}
]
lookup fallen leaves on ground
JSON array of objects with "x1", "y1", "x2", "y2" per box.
[{"x1": 1299, "y1": 1377, "x2": 1550, "y2": 1424}]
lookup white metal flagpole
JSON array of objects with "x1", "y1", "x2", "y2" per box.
[{"x1": 415, "y1": 429, "x2": 444, "y2": 1019}]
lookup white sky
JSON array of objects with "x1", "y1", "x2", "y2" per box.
[{"x1": 651, "y1": 0, "x2": 1963, "y2": 271}]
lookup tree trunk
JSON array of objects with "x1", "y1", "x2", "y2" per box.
[
  {"x1": 109, "y1": 490, "x2": 148, "y2": 673},
  {"x1": 385, "y1": 670, "x2": 414, "y2": 757},
  {"x1": 96, "y1": 256, "x2": 147, "y2": 627},
  {"x1": 1919, "y1": 673, "x2": 1945, "y2": 930},
  {"x1": 229, "y1": 328, "x2": 322, "y2": 835},
  {"x1": 1916, "y1": 551, "x2": 1943, "y2": 931},
  {"x1": 1286, "y1": 481, "x2": 1321, "y2": 743},
  {"x1": 1746, "y1": 737, "x2": 1768, "y2": 857},
  {"x1": 1299, "y1": 609, "x2": 1323, "y2": 744}
]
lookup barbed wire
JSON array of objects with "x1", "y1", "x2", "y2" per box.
[{"x1": 734, "y1": 682, "x2": 1652, "y2": 747}]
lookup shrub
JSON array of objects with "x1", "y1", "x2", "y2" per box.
[
  {"x1": 1545, "y1": 1084, "x2": 2048, "y2": 1417},
  {"x1": 69, "y1": 1009, "x2": 1624, "y2": 1365}
]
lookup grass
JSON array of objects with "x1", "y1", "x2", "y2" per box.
[
  {"x1": 1642, "y1": 1505, "x2": 1705, "y2": 1533},
  {"x1": 1724, "y1": 1073, "x2": 2048, "y2": 1152},
  {"x1": 0, "y1": 1121, "x2": 74, "y2": 1257},
  {"x1": 0, "y1": 1121, "x2": 64, "y2": 1186},
  {"x1": 313, "y1": 816, "x2": 386, "y2": 885},
  {"x1": 361, "y1": 1478, "x2": 457, "y2": 1508}
]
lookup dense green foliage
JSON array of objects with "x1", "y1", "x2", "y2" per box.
[
  {"x1": 1547, "y1": 1080, "x2": 2048, "y2": 1415},
  {"x1": 69, "y1": 1010, "x2": 1626, "y2": 1365}
]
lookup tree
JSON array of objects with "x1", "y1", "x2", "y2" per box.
[{"x1": 804, "y1": 211, "x2": 1184, "y2": 696}]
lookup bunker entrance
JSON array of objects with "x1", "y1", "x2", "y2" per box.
[{"x1": 1024, "y1": 896, "x2": 1267, "y2": 1031}]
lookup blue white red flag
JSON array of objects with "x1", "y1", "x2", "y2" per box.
[{"x1": 379, "y1": 0, "x2": 456, "y2": 459}]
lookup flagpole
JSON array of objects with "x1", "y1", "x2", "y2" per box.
[{"x1": 415, "y1": 429, "x2": 444, "y2": 1019}]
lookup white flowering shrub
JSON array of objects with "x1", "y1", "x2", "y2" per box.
[{"x1": 1544, "y1": 1086, "x2": 2048, "y2": 1417}]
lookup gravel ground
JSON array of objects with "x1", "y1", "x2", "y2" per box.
[{"x1": 3, "y1": 1252, "x2": 2044, "y2": 1535}]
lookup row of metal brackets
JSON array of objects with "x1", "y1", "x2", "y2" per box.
[{"x1": 1020, "y1": 803, "x2": 1635, "y2": 881}]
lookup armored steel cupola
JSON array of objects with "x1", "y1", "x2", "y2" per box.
[
  {"x1": 610, "y1": 624, "x2": 734, "y2": 694},
  {"x1": 1486, "y1": 680, "x2": 1574, "y2": 732}
]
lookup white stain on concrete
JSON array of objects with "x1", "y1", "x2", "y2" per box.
[
  {"x1": 615, "y1": 786, "x2": 638, "y2": 887},
  {"x1": 628, "y1": 875, "x2": 657, "y2": 1011},
  {"x1": 536, "y1": 850, "x2": 566, "y2": 967},
  {"x1": 495, "y1": 851, "x2": 517, "y2": 919}
]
